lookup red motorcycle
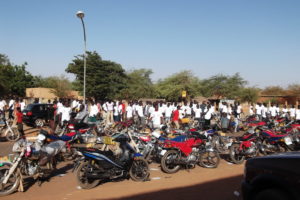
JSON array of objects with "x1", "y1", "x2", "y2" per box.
[
  {"x1": 160, "y1": 133, "x2": 220, "y2": 174},
  {"x1": 229, "y1": 130, "x2": 262, "y2": 164}
]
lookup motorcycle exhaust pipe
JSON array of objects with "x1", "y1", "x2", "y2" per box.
[{"x1": 86, "y1": 173, "x2": 109, "y2": 179}]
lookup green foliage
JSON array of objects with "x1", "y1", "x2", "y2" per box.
[
  {"x1": 155, "y1": 70, "x2": 202, "y2": 101},
  {"x1": 0, "y1": 54, "x2": 36, "y2": 97},
  {"x1": 201, "y1": 73, "x2": 247, "y2": 99},
  {"x1": 36, "y1": 75, "x2": 72, "y2": 98},
  {"x1": 0, "y1": 54, "x2": 11, "y2": 66},
  {"x1": 239, "y1": 87, "x2": 260, "y2": 103},
  {"x1": 118, "y1": 69, "x2": 155, "y2": 100},
  {"x1": 66, "y1": 51, "x2": 127, "y2": 100}
]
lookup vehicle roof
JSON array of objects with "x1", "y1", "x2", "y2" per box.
[
  {"x1": 250, "y1": 152, "x2": 300, "y2": 160},
  {"x1": 28, "y1": 103, "x2": 52, "y2": 105}
]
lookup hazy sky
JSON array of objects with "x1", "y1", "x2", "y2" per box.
[{"x1": 1, "y1": 0, "x2": 300, "y2": 88}]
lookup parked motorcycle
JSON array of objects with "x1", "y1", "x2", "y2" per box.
[
  {"x1": 0, "y1": 117, "x2": 20, "y2": 141},
  {"x1": 73, "y1": 133, "x2": 149, "y2": 189},
  {"x1": 134, "y1": 130, "x2": 187, "y2": 163},
  {"x1": 259, "y1": 128, "x2": 295, "y2": 154},
  {"x1": 160, "y1": 132, "x2": 220, "y2": 174},
  {"x1": 229, "y1": 129, "x2": 262, "y2": 164},
  {"x1": 0, "y1": 130, "x2": 65, "y2": 196}
]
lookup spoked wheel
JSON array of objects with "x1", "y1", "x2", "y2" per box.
[
  {"x1": 5, "y1": 127, "x2": 20, "y2": 141},
  {"x1": 0, "y1": 165, "x2": 20, "y2": 196},
  {"x1": 129, "y1": 158, "x2": 149, "y2": 181},
  {"x1": 161, "y1": 150, "x2": 181, "y2": 174},
  {"x1": 211, "y1": 135, "x2": 223, "y2": 153},
  {"x1": 229, "y1": 143, "x2": 245, "y2": 164},
  {"x1": 76, "y1": 162, "x2": 100, "y2": 189},
  {"x1": 199, "y1": 151, "x2": 220, "y2": 168}
]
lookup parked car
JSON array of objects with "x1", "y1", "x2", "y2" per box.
[
  {"x1": 22, "y1": 103, "x2": 52, "y2": 127},
  {"x1": 242, "y1": 152, "x2": 300, "y2": 200}
]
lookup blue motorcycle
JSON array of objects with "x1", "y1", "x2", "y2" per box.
[{"x1": 73, "y1": 133, "x2": 149, "y2": 189}]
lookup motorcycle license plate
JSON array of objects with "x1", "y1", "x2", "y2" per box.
[
  {"x1": 160, "y1": 150, "x2": 167, "y2": 156},
  {"x1": 284, "y1": 137, "x2": 292, "y2": 145}
]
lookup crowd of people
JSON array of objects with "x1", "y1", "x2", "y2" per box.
[{"x1": 1, "y1": 96, "x2": 300, "y2": 135}]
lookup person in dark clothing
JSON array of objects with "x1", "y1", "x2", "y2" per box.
[{"x1": 47, "y1": 104, "x2": 56, "y2": 134}]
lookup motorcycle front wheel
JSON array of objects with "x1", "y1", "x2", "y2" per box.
[
  {"x1": 76, "y1": 161, "x2": 100, "y2": 189},
  {"x1": 0, "y1": 164, "x2": 20, "y2": 196},
  {"x1": 229, "y1": 143, "x2": 245, "y2": 164},
  {"x1": 199, "y1": 150, "x2": 220, "y2": 168},
  {"x1": 161, "y1": 150, "x2": 181, "y2": 174},
  {"x1": 129, "y1": 158, "x2": 149, "y2": 181},
  {"x1": 5, "y1": 127, "x2": 20, "y2": 142}
]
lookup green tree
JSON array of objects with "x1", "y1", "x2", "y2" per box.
[
  {"x1": 66, "y1": 51, "x2": 127, "y2": 100},
  {"x1": 118, "y1": 69, "x2": 155, "y2": 100},
  {"x1": 239, "y1": 87, "x2": 260, "y2": 103},
  {"x1": 155, "y1": 70, "x2": 202, "y2": 101},
  {"x1": 36, "y1": 75, "x2": 72, "y2": 98},
  {"x1": 0, "y1": 54, "x2": 36, "y2": 97},
  {"x1": 201, "y1": 73, "x2": 247, "y2": 99}
]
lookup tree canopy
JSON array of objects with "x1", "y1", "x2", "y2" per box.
[
  {"x1": 0, "y1": 54, "x2": 36, "y2": 97},
  {"x1": 155, "y1": 70, "x2": 202, "y2": 101},
  {"x1": 66, "y1": 51, "x2": 127, "y2": 100},
  {"x1": 117, "y1": 69, "x2": 155, "y2": 100},
  {"x1": 34, "y1": 75, "x2": 73, "y2": 98},
  {"x1": 201, "y1": 73, "x2": 247, "y2": 99}
]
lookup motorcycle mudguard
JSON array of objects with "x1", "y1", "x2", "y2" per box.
[
  {"x1": 83, "y1": 152, "x2": 123, "y2": 168},
  {"x1": 133, "y1": 153, "x2": 143, "y2": 157},
  {"x1": 0, "y1": 162, "x2": 12, "y2": 167}
]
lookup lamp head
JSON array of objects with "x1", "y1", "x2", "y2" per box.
[{"x1": 76, "y1": 11, "x2": 85, "y2": 19}]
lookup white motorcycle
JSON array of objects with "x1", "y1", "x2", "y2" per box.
[
  {"x1": 0, "y1": 117, "x2": 20, "y2": 141},
  {"x1": 0, "y1": 130, "x2": 66, "y2": 196}
]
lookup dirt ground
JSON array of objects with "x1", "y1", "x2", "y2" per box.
[{"x1": 0, "y1": 126, "x2": 245, "y2": 200}]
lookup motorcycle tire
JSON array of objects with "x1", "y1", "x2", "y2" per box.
[
  {"x1": 129, "y1": 158, "x2": 149, "y2": 182},
  {"x1": 211, "y1": 135, "x2": 224, "y2": 153},
  {"x1": 161, "y1": 150, "x2": 181, "y2": 174},
  {"x1": 5, "y1": 127, "x2": 20, "y2": 142},
  {"x1": 76, "y1": 161, "x2": 100, "y2": 189},
  {"x1": 199, "y1": 150, "x2": 220, "y2": 168},
  {"x1": 0, "y1": 164, "x2": 20, "y2": 196},
  {"x1": 229, "y1": 143, "x2": 245, "y2": 164}
]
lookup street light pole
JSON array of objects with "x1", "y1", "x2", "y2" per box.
[{"x1": 76, "y1": 11, "x2": 87, "y2": 105}]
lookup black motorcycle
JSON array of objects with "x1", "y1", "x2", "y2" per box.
[{"x1": 73, "y1": 133, "x2": 150, "y2": 189}]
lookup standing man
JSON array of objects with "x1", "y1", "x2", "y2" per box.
[
  {"x1": 172, "y1": 106, "x2": 180, "y2": 129},
  {"x1": 149, "y1": 105, "x2": 163, "y2": 129},
  {"x1": 136, "y1": 101, "x2": 145, "y2": 127},
  {"x1": 89, "y1": 101, "x2": 99, "y2": 122},
  {"x1": 20, "y1": 99, "x2": 26, "y2": 112},
  {"x1": 255, "y1": 103, "x2": 262, "y2": 120},
  {"x1": 289, "y1": 105, "x2": 296, "y2": 120},
  {"x1": 16, "y1": 107, "x2": 24, "y2": 137},
  {"x1": 106, "y1": 100, "x2": 114, "y2": 124},
  {"x1": 8, "y1": 98, "x2": 15, "y2": 120},
  {"x1": 165, "y1": 103, "x2": 173, "y2": 125},
  {"x1": 126, "y1": 102, "x2": 133, "y2": 121}
]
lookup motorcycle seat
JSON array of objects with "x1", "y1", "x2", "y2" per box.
[{"x1": 262, "y1": 130, "x2": 288, "y2": 138}]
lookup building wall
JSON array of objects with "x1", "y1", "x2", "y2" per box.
[{"x1": 26, "y1": 88, "x2": 82, "y2": 103}]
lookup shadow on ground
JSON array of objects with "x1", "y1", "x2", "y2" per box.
[{"x1": 93, "y1": 175, "x2": 243, "y2": 200}]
